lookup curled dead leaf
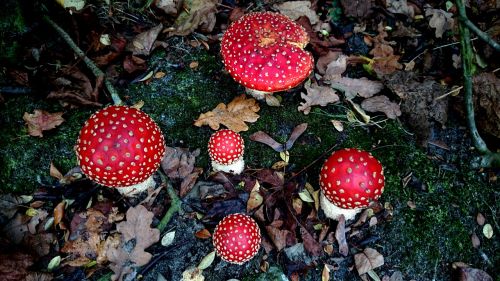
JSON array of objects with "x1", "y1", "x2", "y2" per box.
[
  {"x1": 23, "y1": 110, "x2": 64, "y2": 137},
  {"x1": 298, "y1": 82, "x2": 339, "y2": 115}
]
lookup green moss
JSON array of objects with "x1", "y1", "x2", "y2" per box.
[{"x1": 0, "y1": 1, "x2": 25, "y2": 63}]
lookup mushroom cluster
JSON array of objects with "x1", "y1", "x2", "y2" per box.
[
  {"x1": 319, "y1": 148, "x2": 385, "y2": 221},
  {"x1": 75, "y1": 105, "x2": 166, "y2": 196},
  {"x1": 220, "y1": 12, "x2": 314, "y2": 99},
  {"x1": 213, "y1": 213, "x2": 261, "y2": 264},
  {"x1": 208, "y1": 129, "x2": 245, "y2": 174}
]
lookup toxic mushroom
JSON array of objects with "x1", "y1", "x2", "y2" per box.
[
  {"x1": 319, "y1": 148, "x2": 385, "y2": 221},
  {"x1": 213, "y1": 213, "x2": 262, "y2": 265},
  {"x1": 75, "y1": 105, "x2": 166, "y2": 196},
  {"x1": 220, "y1": 12, "x2": 314, "y2": 99},
  {"x1": 208, "y1": 129, "x2": 245, "y2": 174}
]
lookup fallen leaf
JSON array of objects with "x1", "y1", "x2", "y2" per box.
[
  {"x1": 471, "y1": 233, "x2": 480, "y2": 248},
  {"x1": 476, "y1": 213, "x2": 486, "y2": 226},
  {"x1": 330, "y1": 77, "x2": 384, "y2": 99},
  {"x1": 331, "y1": 120, "x2": 344, "y2": 131},
  {"x1": 194, "y1": 94, "x2": 260, "y2": 132},
  {"x1": 195, "y1": 229, "x2": 211, "y2": 239},
  {"x1": 197, "y1": 250, "x2": 215, "y2": 270},
  {"x1": 354, "y1": 248, "x2": 384, "y2": 275},
  {"x1": 298, "y1": 82, "x2": 339, "y2": 114},
  {"x1": 50, "y1": 162, "x2": 63, "y2": 180},
  {"x1": 300, "y1": 226, "x2": 322, "y2": 256},
  {"x1": 284, "y1": 123, "x2": 308, "y2": 151},
  {"x1": 0, "y1": 194, "x2": 24, "y2": 221},
  {"x1": 274, "y1": 1, "x2": 319, "y2": 25},
  {"x1": 0, "y1": 250, "x2": 34, "y2": 281},
  {"x1": 322, "y1": 263, "x2": 331, "y2": 281},
  {"x1": 386, "y1": 0, "x2": 415, "y2": 18},
  {"x1": 453, "y1": 263, "x2": 493, "y2": 281},
  {"x1": 361, "y1": 95, "x2": 402, "y2": 119},
  {"x1": 126, "y1": 24, "x2": 163, "y2": 56},
  {"x1": 25, "y1": 272, "x2": 53, "y2": 281},
  {"x1": 335, "y1": 215, "x2": 349, "y2": 256},
  {"x1": 169, "y1": 0, "x2": 217, "y2": 36},
  {"x1": 425, "y1": 5, "x2": 454, "y2": 38},
  {"x1": 53, "y1": 201, "x2": 65, "y2": 228},
  {"x1": 160, "y1": 147, "x2": 202, "y2": 197},
  {"x1": 249, "y1": 131, "x2": 283, "y2": 152},
  {"x1": 107, "y1": 205, "x2": 160, "y2": 281},
  {"x1": 316, "y1": 51, "x2": 342, "y2": 75},
  {"x1": 155, "y1": 0, "x2": 181, "y2": 15},
  {"x1": 181, "y1": 266, "x2": 205, "y2": 281},
  {"x1": 482, "y1": 224, "x2": 493, "y2": 239},
  {"x1": 247, "y1": 181, "x2": 264, "y2": 212},
  {"x1": 265, "y1": 225, "x2": 291, "y2": 251},
  {"x1": 161, "y1": 231, "x2": 176, "y2": 247},
  {"x1": 23, "y1": 110, "x2": 64, "y2": 137}
]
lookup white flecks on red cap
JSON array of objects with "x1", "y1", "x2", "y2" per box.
[
  {"x1": 319, "y1": 148, "x2": 385, "y2": 209},
  {"x1": 208, "y1": 129, "x2": 244, "y2": 165},
  {"x1": 220, "y1": 12, "x2": 314, "y2": 93},
  {"x1": 75, "y1": 106, "x2": 166, "y2": 187},
  {"x1": 213, "y1": 213, "x2": 261, "y2": 264}
]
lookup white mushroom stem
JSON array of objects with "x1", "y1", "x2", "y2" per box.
[
  {"x1": 115, "y1": 176, "x2": 155, "y2": 196},
  {"x1": 212, "y1": 157, "x2": 245, "y2": 175},
  {"x1": 320, "y1": 192, "x2": 362, "y2": 221},
  {"x1": 245, "y1": 88, "x2": 272, "y2": 100}
]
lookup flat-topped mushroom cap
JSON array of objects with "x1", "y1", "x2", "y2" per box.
[
  {"x1": 76, "y1": 106, "x2": 166, "y2": 187},
  {"x1": 319, "y1": 148, "x2": 385, "y2": 209},
  {"x1": 221, "y1": 12, "x2": 314, "y2": 93}
]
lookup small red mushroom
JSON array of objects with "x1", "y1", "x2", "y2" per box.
[
  {"x1": 75, "y1": 105, "x2": 166, "y2": 196},
  {"x1": 220, "y1": 12, "x2": 314, "y2": 99},
  {"x1": 208, "y1": 129, "x2": 245, "y2": 174},
  {"x1": 213, "y1": 213, "x2": 261, "y2": 265},
  {"x1": 319, "y1": 148, "x2": 385, "y2": 221}
]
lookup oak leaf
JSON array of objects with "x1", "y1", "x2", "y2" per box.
[
  {"x1": 425, "y1": 5, "x2": 454, "y2": 38},
  {"x1": 169, "y1": 0, "x2": 217, "y2": 36},
  {"x1": 107, "y1": 205, "x2": 160, "y2": 281},
  {"x1": 361, "y1": 95, "x2": 402, "y2": 119},
  {"x1": 23, "y1": 110, "x2": 64, "y2": 137},
  {"x1": 298, "y1": 82, "x2": 339, "y2": 114},
  {"x1": 194, "y1": 94, "x2": 260, "y2": 132},
  {"x1": 274, "y1": 1, "x2": 319, "y2": 25}
]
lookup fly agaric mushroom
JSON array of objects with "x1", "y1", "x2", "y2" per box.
[
  {"x1": 208, "y1": 129, "x2": 245, "y2": 174},
  {"x1": 220, "y1": 12, "x2": 314, "y2": 99},
  {"x1": 319, "y1": 148, "x2": 385, "y2": 221},
  {"x1": 75, "y1": 105, "x2": 166, "y2": 196},
  {"x1": 213, "y1": 213, "x2": 261, "y2": 265}
]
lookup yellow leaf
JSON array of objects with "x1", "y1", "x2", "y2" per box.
[
  {"x1": 197, "y1": 250, "x2": 215, "y2": 270},
  {"x1": 298, "y1": 189, "x2": 315, "y2": 203},
  {"x1": 194, "y1": 94, "x2": 260, "y2": 132},
  {"x1": 280, "y1": 151, "x2": 290, "y2": 163},
  {"x1": 247, "y1": 181, "x2": 263, "y2": 212},
  {"x1": 483, "y1": 224, "x2": 493, "y2": 239}
]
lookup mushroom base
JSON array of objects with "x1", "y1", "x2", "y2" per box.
[
  {"x1": 115, "y1": 176, "x2": 155, "y2": 196},
  {"x1": 212, "y1": 157, "x2": 245, "y2": 174},
  {"x1": 245, "y1": 88, "x2": 271, "y2": 100},
  {"x1": 320, "y1": 192, "x2": 362, "y2": 221}
]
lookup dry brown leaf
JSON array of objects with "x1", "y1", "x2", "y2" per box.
[
  {"x1": 195, "y1": 229, "x2": 212, "y2": 239},
  {"x1": 107, "y1": 205, "x2": 160, "y2": 281},
  {"x1": 361, "y1": 95, "x2": 402, "y2": 119},
  {"x1": 476, "y1": 213, "x2": 486, "y2": 226},
  {"x1": 335, "y1": 215, "x2": 348, "y2": 256},
  {"x1": 247, "y1": 181, "x2": 264, "y2": 212},
  {"x1": 61, "y1": 209, "x2": 108, "y2": 266},
  {"x1": 25, "y1": 272, "x2": 53, "y2": 281},
  {"x1": 340, "y1": 0, "x2": 374, "y2": 18},
  {"x1": 354, "y1": 248, "x2": 384, "y2": 275},
  {"x1": 298, "y1": 82, "x2": 339, "y2": 114},
  {"x1": 425, "y1": 5, "x2": 454, "y2": 38},
  {"x1": 126, "y1": 24, "x2": 163, "y2": 56},
  {"x1": 47, "y1": 67, "x2": 102, "y2": 107},
  {"x1": 194, "y1": 94, "x2": 260, "y2": 132},
  {"x1": 274, "y1": 1, "x2": 319, "y2": 25},
  {"x1": 155, "y1": 0, "x2": 181, "y2": 15},
  {"x1": 0, "y1": 194, "x2": 24, "y2": 221},
  {"x1": 0, "y1": 251, "x2": 34, "y2": 281},
  {"x1": 471, "y1": 233, "x2": 481, "y2": 248},
  {"x1": 316, "y1": 51, "x2": 342, "y2": 75},
  {"x1": 53, "y1": 201, "x2": 65, "y2": 228},
  {"x1": 332, "y1": 77, "x2": 384, "y2": 99},
  {"x1": 161, "y1": 147, "x2": 200, "y2": 179},
  {"x1": 23, "y1": 110, "x2": 64, "y2": 137},
  {"x1": 169, "y1": 0, "x2": 217, "y2": 36},
  {"x1": 453, "y1": 263, "x2": 493, "y2": 281},
  {"x1": 300, "y1": 226, "x2": 322, "y2": 257},
  {"x1": 265, "y1": 225, "x2": 291, "y2": 251}
]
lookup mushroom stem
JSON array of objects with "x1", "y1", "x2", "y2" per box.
[
  {"x1": 212, "y1": 157, "x2": 245, "y2": 175},
  {"x1": 115, "y1": 176, "x2": 155, "y2": 196},
  {"x1": 320, "y1": 192, "x2": 362, "y2": 221},
  {"x1": 245, "y1": 88, "x2": 272, "y2": 100}
]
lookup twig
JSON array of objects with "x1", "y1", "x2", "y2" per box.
[
  {"x1": 456, "y1": 0, "x2": 500, "y2": 167},
  {"x1": 459, "y1": 17, "x2": 500, "y2": 52},
  {"x1": 43, "y1": 15, "x2": 123, "y2": 105},
  {"x1": 434, "y1": 86, "x2": 463, "y2": 101},
  {"x1": 156, "y1": 174, "x2": 182, "y2": 233}
]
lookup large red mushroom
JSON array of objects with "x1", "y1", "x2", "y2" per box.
[
  {"x1": 319, "y1": 148, "x2": 385, "y2": 221},
  {"x1": 75, "y1": 105, "x2": 166, "y2": 196},
  {"x1": 220, "y1": 12, "x2": 314, "y2": 99},
  {"x1": 213, "y1": 213, "x2": 261, "y2": 265},
  {"x1": 208, "y1": 129, "x2": 245, "y2": 174}
]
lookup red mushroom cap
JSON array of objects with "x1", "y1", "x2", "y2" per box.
[
  {"x1": 208, "y1": 129, "x2": 244, "y2": 165},
  {"x1": 319, "y1": 148, "x2": 385, "y2": 209},
  {"x1": 75, "y1": 106, "x2": 166, "y2": 187},
  {"x1": 213, "y1": 213, "x2": 261, "y2": 264},
  {"x1": 221, "y1": 12, "x2": 314, "y2": 93}
]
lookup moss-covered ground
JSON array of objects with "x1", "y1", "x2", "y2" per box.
[{"x1": 0, "y1": 44, "x2": 498, "y2": 280}]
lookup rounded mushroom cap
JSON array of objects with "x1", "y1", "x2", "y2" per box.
[
  {"x1": 208, "y1": 129, "x2": 244, "y2": 165},
  {"x1": 76, "y1": 106, "x2": 166, "y2": 187},
  {"x1": 213, "y1": 213, "x2": 261, "y2": 264},
  {"x1": 221, "y1": 12, "x2": 314, "y2": 93},
  {"x1": 319, "y1": 148, "x2": 385, "y2": 209}
]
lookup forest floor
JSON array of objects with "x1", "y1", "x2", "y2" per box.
[{"x1": 0, "y1": 1, "x2": 498, "y2": 281}]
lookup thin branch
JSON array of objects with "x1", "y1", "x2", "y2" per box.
[
  {"x1": 460, "y1": 17, "x2": 500, "y2": 52},
  {"x1": 156, "y1": 174, "x2": 182, "y2": 233},
  {"x1": 43, "y1": 15, "x2": 123, "y2": 105}
]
